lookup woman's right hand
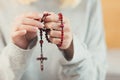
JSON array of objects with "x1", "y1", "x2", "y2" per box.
[{"x1": 11, "y1": 12, "x2": 44, "y2": 49}]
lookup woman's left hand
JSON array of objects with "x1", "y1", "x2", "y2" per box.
[{"x1": 44, "y1": 12, "x2": 73, "y2": 49}]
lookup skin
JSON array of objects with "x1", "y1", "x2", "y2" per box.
[{"x1": 11, "y1": 12, "x2": 74, "y2": 61}]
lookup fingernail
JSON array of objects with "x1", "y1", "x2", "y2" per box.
[
  {"x1": 23, "y1": 30, "x2": 27, "y2": 34},
  {"x1": 39, "y1": 14, "x2": 43, "y2": 18},
  {"x1": 41, "y1": 23, "x2": 44, "y2": 27},
  {"x1": 33, "y1": 27, "x2": 38, "y2": 31},
  {"x1": 38, "y1": 23, "x2": 44, "y2": 28}
]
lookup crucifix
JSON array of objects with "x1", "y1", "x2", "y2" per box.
[
  {"x1": 36, "y1": 13, "x2": 64, "y2": 71},
  {"x1": 36, "y1": 13, "x2": 50, "y2": 71},
  {"x1": 37, "y1": 54, "x2": 47, "y2": 71},
  {"x1": 36, "y1": 28, "x2": 47, "y2": 71}
]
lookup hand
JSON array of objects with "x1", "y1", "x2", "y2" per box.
[
  {"x1": 44, "y1": 12, "x2": 73, "y2": 49},
  {"x1": 11, "y1": 12, "x2": 43, "y2": 49}
]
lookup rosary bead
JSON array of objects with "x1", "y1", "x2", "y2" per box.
[
  {"x1": 37, "y1": 13, "x2": 51, "y2": 71},
  {"x1": 60, "y1": 24, "x2": 64, "y2": 28},
  {"x1": 61, "y1": 33, "x2": 63, "y2": 36},
  {"x1": 58, "y1": 13, "x2": 63, "y2": 21},
  {"x1": 41, "y1": 65, "x2": 44, "y2": 71},
  {"x1": 40, "y1": 40, "x2": 43, "y2": 44},
  {"x1": 58, "y1": 13, "x2": 64, "y2": 47},
  {"x1": 37, "y1": 13, "x2": 64, "y2": 71},
  {"x1": 57, "y1": 44, "x2": 61, "y2": 47}
]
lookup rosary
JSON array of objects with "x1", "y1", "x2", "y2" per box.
[{"x1": 36, "y1": 13, "x2": 64, "y2": 71}]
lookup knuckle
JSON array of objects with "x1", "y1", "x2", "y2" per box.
[
  {"x1": 19, "y1": 25, "x2": 26, "y2": 30},
  {"x1": 50, "y1": 38, "x2": 54, "y2": 43},
  {"x1": 58, "y1": 39, "x2": 61, "y2": 43},
  {"x1": 11, "y1": 33, "x2": 16, "y2": 39},
  {"x1": 47, "y1": 23, "x2": 51, "y2": 28},
  {"x1": 19, "y1": 24, "x2": 24, "y2": 28},
  {"x1": 20, "y1": 17, "x2": 25, "y2": 24},
  {"x1": 46, "y1": 16, "x2": 51, "y2": 21},
  {"x1": 52, "y1": 22, "x2": 57, "y2": 27},
  {"x1": 49, "y1": 22, "x2": 54, "y2": 28},
  {"x1": 45, "y1": 23, "x2": 49, "y2": 28},
  {"x1": 50, "y1": 31, "x2": 53, "y2": 36},
  {"x1": 52, "y1": 38, "x2": 55, "y2": 43},
  {"x1": 58, "y1": 32, "x2": 61, "y2": 37},
  {"x1": 64, "y1": 25, "x2": 71, "y2": 32},
  {"x1": 64, "y1": 33, "x2": 69, "y2": 39},
  {"x1": 12, "y1": 22, "x2": 20, "y2": 30}
]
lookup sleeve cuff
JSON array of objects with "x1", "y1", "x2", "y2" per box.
[
  {"x1": 1, "y1": 36, "x2": 38, "y2": 66},
  {"x1": 63, "y1": 35, "x2": 91, "y2": 64},
  {"x1": 0, "y1": 43, "x2": 36, "y2": 80},
  {"x1": 1, "y1": 43, "x2": 35, "y2": 68}
]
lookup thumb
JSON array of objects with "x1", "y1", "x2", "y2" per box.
[{"x1": 11, "y1": 30, "x2": 27, "y2": 39}]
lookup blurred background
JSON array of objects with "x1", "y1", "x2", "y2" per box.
[{"x1": 102, "y1": 0, "x2": 120, "y2": 80}]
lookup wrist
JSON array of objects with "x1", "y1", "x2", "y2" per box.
[
  {"x1": 60, "y1": 40, "x2": 74, "y2": 61},
  {"x1": 13, "y1": 36, "x2": 38, "y2": 50},
  {"x1": 13, "y1": 41, "x2": 29, "y2": 49}
]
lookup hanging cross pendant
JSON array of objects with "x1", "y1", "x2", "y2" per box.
[
  {"x1": 35, "y1": 13, "x2": 51, "y2": 71},
  {"x1": 37, "y1": 54, "x2": 47, "y2": 71},
  {"x1": 36, "y1": 28, "x2": 48, "y2": 71},
  {"x1": 36, "y1": 13, "x2": 50, "y2": 71},
  {"x1": 36, "y1": 13, "x2": 64, "y2": 71}
]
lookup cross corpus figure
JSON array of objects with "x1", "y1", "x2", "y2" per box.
[{"x1": 37, "y1": 54, "x2": 47, "y2": 71}]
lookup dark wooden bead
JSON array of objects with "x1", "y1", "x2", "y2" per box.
[
  {"x1": 60, "y1": 24, "x2": 64, "y2": 28},
  {"x1": 41, "y1": 65, "x2": 44, "y2": 71},
  {"x1": 40, "y1": 40, "x2": 43, "y2": 44}
]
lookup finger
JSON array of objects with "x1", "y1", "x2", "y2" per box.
[
  {"x1": 11, "y1": 30, "x2": 27, "y2": 39},
  {"x1": 44, "y1": 12, "x2": 67, "y2": 23},
  {"x1": 17, "y1": 25, "x2": 38, "y2": 32},
  {"x1": 50, "y1": 30, "x2": 61, "y2": 38},
  {"x1": 45, "y1": 22, "x2": 70, "y2": 32},
  {"x1": 49, "y1": 37, "x2": 61, "y2": 44},
  {"x1": 21, "y1": 12, "x2": 43, "y2": 20},
  {"x1": 45, "y1": 22, "x2": 61, "y2": 31},
  {"x1": 20, "y1": 18, "x2": 44, "y2": 28},
  {"x1": 50, "y1": 31, "x2": 70, "y2": 39},
  {"x1": 45, "y1": 12, "x2": 59, "y2": 22}
]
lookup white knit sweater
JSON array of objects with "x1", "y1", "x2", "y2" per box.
[{"x1": 0, "y1": 0, "x2": 107, "y2": 80}]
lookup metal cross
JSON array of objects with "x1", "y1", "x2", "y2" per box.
[{"x1": 37, "y1": 54, "x2": 47, "y2": 71}]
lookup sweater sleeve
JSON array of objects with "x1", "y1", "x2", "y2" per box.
[
  {"x1": 0, "y1": 2, "x2": 38, "y2": 79},
  {"x1": 59, "y1": 0, "x2": 107, "y2": 80},
  {"x1": 0, "y1": 27, "x2": 37, "y2": 80},
  {"x1": 0, "y1": 43, "x2": 35, "y2": 80}
]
